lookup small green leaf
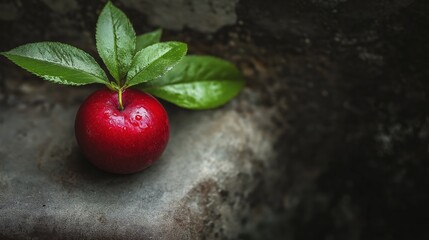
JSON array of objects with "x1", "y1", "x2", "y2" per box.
[
  {"x1": 126, "y1": 42, "x2": 187, "y2": 87},
  {"x1": 140, "y1": 55, "x2": 244, "y2": 110},
  {"x1": 136, "y1": 29, "x2": 162, "y2": 52},
  {"x1": 96, "y1": 1, "x2": 136, "y2": 82},
  {"x1": 1, "y1": 42, "x2": 108, "y2": 85}
]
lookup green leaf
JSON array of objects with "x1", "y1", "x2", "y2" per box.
[
  {"x1": 136, "y1": 29, "x2": 162, "y2": 52},
  {"x1": 1, "y1": 42, "x2": 109, "y2": 85},
  {"x1": 126, "y1": 42, "x2": 187, "y2": 87},
  {"x1": 140, "y1": 55, "x2": 244, "y2": 110},
  {"x1": 96, "y1": 1, "x2": 136, "y2": 82}
]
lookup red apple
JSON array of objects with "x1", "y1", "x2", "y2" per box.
[{"x1": 75, "y1": 88, "x2": 169, "y2": 174}]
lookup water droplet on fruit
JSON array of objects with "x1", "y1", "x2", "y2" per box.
[
  {"x1": 135, "y1": 115, "x2": 142, "y2": 120},
  {"x1": 113, "y1": 113, "x2": 118, "y2": 116},
  {"x1": 123, "y1": 127, "x2": 127, "y2": 130}
]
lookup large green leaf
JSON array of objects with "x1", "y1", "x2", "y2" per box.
[
  {"x1": 141, "y1": 55, "x2": 245, "y2": 110},
  {"x1": 136, "y1": 29, "x2": 162, "y2": 52},
  {"x1": 1, "y1": 42, "x2": 108, "y2": 85},
  {"x1": 126, "y1": 42, "x2": 187, "y2": 87},
  {"x1": 96, "y1": 1, "x2": 136, "y2": 82}
]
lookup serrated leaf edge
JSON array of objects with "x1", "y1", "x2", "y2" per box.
[
  {"x1": 1, "y1": 43, "x2": 109, "y2": 85},
  {"x1": 96, "y1": 2, "x2": 120, "y2": 81}
]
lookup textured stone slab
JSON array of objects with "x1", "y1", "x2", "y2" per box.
[{"x1": 0, "y1": 80, "x2": 285, "y2": 239}]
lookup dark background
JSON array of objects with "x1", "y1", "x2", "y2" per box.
[{"x1": 1, "y1": 0, "x2": 429, "y2": 239}]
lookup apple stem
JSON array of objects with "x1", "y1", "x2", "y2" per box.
[{"x1": 118, "y1": 88, "x2": 124, "y2": 111}]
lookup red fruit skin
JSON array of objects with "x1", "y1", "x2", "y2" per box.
[{"x1": 75, "y1": 88, "x2": 169, "y2": 174}]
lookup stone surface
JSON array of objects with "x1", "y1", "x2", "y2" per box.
[
  {"x1": 1, "y1": 0, "x2": 429, "y2": 239},
  {"x1": 119, "y1": 0, "x2": 238, "y2": 33},
  {"x1": 0, "y1": 82, "x2": 284, "y2": 239}
]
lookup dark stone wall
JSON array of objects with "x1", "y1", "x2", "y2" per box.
[{"x1": 1, "y1": 0, "x2": 428, "y2": 239}]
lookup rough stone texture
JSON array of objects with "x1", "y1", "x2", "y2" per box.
[
  {"x1": 0, "y1": 81, "x2": 284, "y2": 239},
  {"x1": 119, "y1": 0, "x2": 238, "y2": 33},
  {"x1": 1, "y1": 0, "x2": 429, "y2": 239}
]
